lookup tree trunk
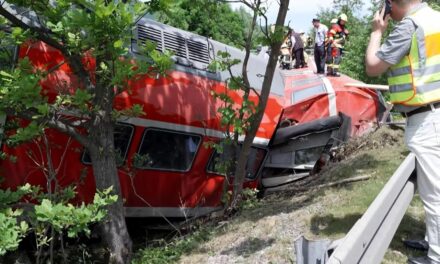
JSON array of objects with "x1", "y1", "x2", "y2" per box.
[
  {"x1": 231, "y1": 0, "x2": 290, "y2": 208},
  {"x1": 89, "y1": 121, "x2": 132, "y2": 264}
]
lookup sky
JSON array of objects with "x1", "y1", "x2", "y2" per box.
[{"x1": 231, "y1": 0, "x2": 372, "y2": 34}]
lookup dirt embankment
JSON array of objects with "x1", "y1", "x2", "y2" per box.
[
  {"x1": 333, "y1": 126, "x2": 404, "y2": 162},
  {"x1": 174, "y1": 126, "x2": 411, "y2": 264}
]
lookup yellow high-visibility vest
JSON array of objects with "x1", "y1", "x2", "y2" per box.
[{"x1": 388, "y1": 5, "x2": 440, "y2": 106}]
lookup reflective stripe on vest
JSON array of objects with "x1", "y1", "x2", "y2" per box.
[{"x1": 387, "y1": 6, "x2": 440, "y2": 106}]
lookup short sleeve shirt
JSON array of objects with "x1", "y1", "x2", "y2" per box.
[
  {"x1": 376, "y1": 19, "x2": 415, "y2": 65},
  {"x1": 314, "y1": 24, "x2": 328, "y2": 46},
  {"x1": 376, "y1": 3, "x2": 428, "y2": 113}
]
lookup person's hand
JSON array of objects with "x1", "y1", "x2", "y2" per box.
[{"x1": 372, "y1": 6, "x2": 390, "y2": 34}]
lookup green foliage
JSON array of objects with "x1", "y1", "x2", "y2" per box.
[
  {"x1": 34, "y1": 187, "x2": 117, "y2": 240},
  {"x1": 427, "y1": 0, "x2": 440, "y2": 11},
  {"x1": 317, "y1": 0, "x2": 440, "y2": 85},
  {"x1": 156, "y1": 1, "x2": 263, "y2": 49},
  {"x1": 7, "y1": 122, "x2": 44, "y2": 146},
  {"x1": 132, "y1": 228, "x2": 214, "y2": 264},
  {"x1": 132, "y1": 188, "x2": 260, "y2": 264},
  {"x1": 0, "y1": 0, "x2": 173, "y2": 261},
  {"x1": 0, "y1": 183, "x2": 37, "y2": 208},
  {"x1": 0, "y1": 183, "x2": 116, "y2": 258},
  {"x1": 240, "y1": 188, "x2": 260, "y2": 210},
  {"x1": 113, "y1": 104, "x2": 146, "y2": 119},
  {"x1": 209, "y1": 51, "x2": 257, "y2": 137},
  {"x1": 0, "y1": 0, "x2": 173, "y2": 147},
  {"x1": 316, "y1": 0, "x2": 388, "y2": 85},
  {"x1": 0, "y1": 184, "x2": 35, "y2": 255},
  {"x1": 0, "y1": 209, "x2": 29, "y2": 256},
  {"x1": 222, "y1": 188, "x2": 260, "y2": 211}
]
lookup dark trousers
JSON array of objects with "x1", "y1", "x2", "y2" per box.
[
  {"x1": 294, "y1": 48, "x2": 305, "y2": 68},
  {"x1": 314, "y1": 44, "x2": 326, "y2": 74}
]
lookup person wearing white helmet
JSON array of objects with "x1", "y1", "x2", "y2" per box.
[{"x1": 326, "y1": 14, "x2": 349, "y2": 77}]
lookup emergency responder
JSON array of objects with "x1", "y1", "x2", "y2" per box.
[
  {"x1": 326, "y1": 18, "x2": 340, "y2": 76},
  {"x1": 338, "y1": 13, "x2": 350, "y2": 55},
  {"x1": 328, "y1": 14, "x2": 349, "y2": 76},
  {"x1": 313, "y1": 18, "x2": 328, "y2": 74},
  {"x1": 366, "y1": 1, "x2": 440, "y2": 263}
]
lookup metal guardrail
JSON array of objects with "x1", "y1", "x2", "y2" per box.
[
  {"x1": 295, "y1": 153, "x2": 417, "y2": 264},
  {"x1": 327, "y1": 153, "x2": 416, "y2": 264}
]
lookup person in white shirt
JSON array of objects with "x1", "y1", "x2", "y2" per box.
[{"x1": 313, "y1": 18, "x2": 328, "y2": 74}]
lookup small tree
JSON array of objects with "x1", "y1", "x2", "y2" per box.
[
  {"x1": 212, "y1": 0, "x2": 290, "y2": 211},
  {"x1": 0, "y1": 1, "x2": 172, "y2": 263}
]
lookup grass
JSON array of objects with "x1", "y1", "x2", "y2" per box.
[
  {"x1": 132, "y1": 227, "x2": 217, "y2": 264},
  {"x1": 133, "y1": 127, "x2": 427, "y2": 263},
  {"x1": 303, "y1": 127, "x2": 425, "y2": 263}
]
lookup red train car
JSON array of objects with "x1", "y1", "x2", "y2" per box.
[
  {"x1": 280, "y1": 69, "x2": 385, "y2": 137},
  {"x1": 261, "y1": 68, "x2": 387, "y2": 190},
  {"x1": 0, "y1": 17, "x2": 285, "y2": 217}
]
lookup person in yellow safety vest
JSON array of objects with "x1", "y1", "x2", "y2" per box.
[{"x1": 366, "y1": 1, "x2": 440, "y2": 263}]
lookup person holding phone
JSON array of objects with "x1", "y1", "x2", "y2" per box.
[{"x1": 366, "y1": 1, "x2": 440, "y2": 263}]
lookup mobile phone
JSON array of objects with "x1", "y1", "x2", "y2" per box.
[{"x1": 383, "y1": 0, "x2": 392, "y2": 20}]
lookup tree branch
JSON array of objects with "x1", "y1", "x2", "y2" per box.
[
  {"x1": 45, "y1": 117, "x2": 92, "y2": 148},
  {"x1": 0, "y1": 4, "x2": 65, "y2": 53},
  {"x1": 4, "y1": 107, "x2": 93, "y2": 148},
  {"x1": 0, "y1": 3, "x2": 93, "y2": 90}
]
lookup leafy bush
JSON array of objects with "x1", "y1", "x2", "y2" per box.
[
  {"x1": 0, "y1": 184, "x2": 34, "y2": 255},
  {"x1": 240, "y1": 188, "x2": 260, "y2": 210},
  {"x1": 0, "y1": 183, "x2": 117, "y2": 263},
  {"x1": 0, "y1": 209, "x2": 28, "y2": 255}
]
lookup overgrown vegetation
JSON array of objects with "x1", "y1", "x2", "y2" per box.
[
  {"x1": 155, "y1": 0, "x2": 264, "y2": 49},
  {"x1": 133, "y1": 228, "x2": 215, "y2": 264},
  {"x1": 0, "y1": 0, "x2": 173, "y2": 262},
  {"x1": 0, "y1": 182, "x2": 116, "y2": 263},
  {"x1": 167, "y1": 127, "x2": 423, "y2": 263},
  {"x1": 206, "y1": 0, "x2": 290, "y2": 213}
]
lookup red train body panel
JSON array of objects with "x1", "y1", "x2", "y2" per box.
[
  {"x1": 0, "y1": 18, "x2": 284, "y2": 217},
  {"x1": 0, "y1": 13, "x2": 386, "y2": 215},
  {"x1": 281, "y1": 69, "x2": 384, "y2": 137}
]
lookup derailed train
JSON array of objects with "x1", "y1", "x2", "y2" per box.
[{"x1": 0, "y1": 12, "x2": 386, "y2": 217}]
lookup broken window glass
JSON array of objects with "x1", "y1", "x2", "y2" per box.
[
  {"x1": 207, "y1": 144, "x2": 267, "y2": 180},
  {"x1": 134, "y1": 129, "x2": 201, "y2": 172}
]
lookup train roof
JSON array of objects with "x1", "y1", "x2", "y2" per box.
[
  {"x1": 133, "y1": 16, "x2": 285, "y2": 96},
  {"x1": 2, "y1": 2, "x2": 284, "y2": 97}
]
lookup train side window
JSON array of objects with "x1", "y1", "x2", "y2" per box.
[
  {"x1": 245, "y1": 147, "x2": 267, "y2": 179},
  {"x1": 292, "y1": 83, "x2": 326, "y2": 104},
  {"x1": 82, "y1": 123, "x2": 134, "y2": 166},
  {"x1": 207, "y1": 145, "x2": 267, "y2": 180},
  {"x1": 134, "y1": 129, "x2": 201, "y2": 172}
]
